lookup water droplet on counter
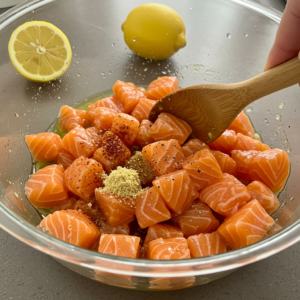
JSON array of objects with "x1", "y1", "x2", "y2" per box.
[
  {"x1": 144, "y1": 68, "x2": 148, "y2": 72},
  {"x1": 58, "y1": 97, "x2": 61, "y2": 99},
  {"x1": 279, "y1": 103, "x2": 285, "y2": 109},
  {"x1": 287, "y1": 148, "x2": 291, "y2": 153},
  {"x1": 112, "y1": 43, "x2": 115, "y2": 46},
  {"x1": 264, "y1": 118, "x2": 269, "y2": 125},
  {"x1": 275, "y1": 114, "x2": 281, "y2": 121},
  {"x1": 246, "y1": 107, "x2": 252, "y2": 113},
  {"x1": 15, "y1": 113, "x2": 19, "y2": 117},
  {"x1": 244, "y1": 33, "x2": 248, "y2": 37},
  {"x1": 226, "y1": 33, "x2": 231, "y2": 39},
  {"x1": 162, "y1": 71, "x2": 166, "y2": 75}
]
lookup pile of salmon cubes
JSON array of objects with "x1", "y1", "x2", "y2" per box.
[{"x1": 24, "y1": 76, "x2": 290, "y2": 260}]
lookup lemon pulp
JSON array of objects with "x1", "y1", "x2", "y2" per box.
[{"x1": 8, "y1": 21, "x2": 72, "y2": 82}]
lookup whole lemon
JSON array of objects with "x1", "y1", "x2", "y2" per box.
[{"x1": 122, "y1": 3, "x2": 186, "y2": 60}]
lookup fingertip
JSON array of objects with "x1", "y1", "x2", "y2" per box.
[{"x1": 263, "y1": 60, "x2": 272, "y2": 72}]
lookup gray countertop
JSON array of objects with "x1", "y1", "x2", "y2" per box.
[{"x1": 1, "y1": 1, "x2": 299, "y2": 299}]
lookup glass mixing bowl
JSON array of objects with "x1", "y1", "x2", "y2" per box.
[{"x1": 0, "y1": 0, "x2": 299, "y2": 291}]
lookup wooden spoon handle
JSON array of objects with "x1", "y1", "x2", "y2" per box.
[{"x1": 242, "y1": 57, "x2": 300, "y2": 103}]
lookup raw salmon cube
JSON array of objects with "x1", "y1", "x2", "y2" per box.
[
  {"x1": 93, "y1": 107, "x2": 118, "y2": 131},
  {"x1": 61, "y1": 126, "x2": 98, "y2": 158},
  {"x1": 59, "y1": 105, "x2": 88, "y2": 132},
  {"x1": 149, "y1": 113, "x2": 192, "y2": 145},
  {"x1": 113, "y1": 80, "x2": 146, "y2": 113},
  {"x1": 208, "y1": 129, "x2": 237, "y2": 155},
  {"x1": 95, "y1": 189, "x2": 135, "y2": 226},
  {"x1": 233, "y1": 133, "x2": 271, "y2": 151},
  {"x1": 134, "y1": 120, "x2": 155, "y2": 148},
  {"x1": 182, "y1": 148, "x2": 223, "y2": 191},
  {"x1": 147, "y1": 237, "x2": 190, "y2": 260},
  {"x1": 248, "y1": 149, "x2": 290, "y2": 193},
  {"x1": 235, "y1": 171, "x2": 252, "y2": 186},
  {"x1": 25, "y1": 164, "x2": 68, "y2": 208},
  {"x1": 92, "y1": 131, "x2": 131, "y2": 173},
  {"x1": 98, "y1": 234, "x2": 141, "y2": 258},
  {"x1": 142, "y1": 139, "x2": 185, "y2": 176},
  {"x1": 231, "y1": 150, "x2": 260, "y2": 174},
  {"x1": 176, "y1": 202, "x2": 219, "y2": 237},
  {"x1": 64, "y1": 156, "x2": 104, "y2": 200},
  {"x1": 182, "y1": 138, "x2": 209, "y2": 157},
  {"x1": 111, "y1": 113, "x2": 140, "y2": 147},
  {"x1": 57, "y1": 149, "x2": 75, "y2": 169},
  {"x1": 230, "y1": 149, "x2": 258, "y2": 184},
  {"x1": 86, "y1": 127, "x2": 103, "y2": 148},
  {"x1": 131, "y1": 98, "x2": 156, "y2": 122},
  {"x1": 211, "y1": 150, "x2": 237, "y2": 176},
  {"x1": 153, "y1": 170, "x2": 198, "y2": 214},
  {"x1": 228, "y1": 110, "x2": 255, "y2": 137},
  {"x1": 53, "y1": 197, "x2": 77, "y2": 211},
  {"x1": 99, "y1": 222, "x2": 130, "y2": 235},
  {"x1": 143, "y1": 224, "x2": 183, "y2": 253},
  {"x1": 25, "y1": 132, "x2": 61, "y2": 162},
  {"x1": 135, "y1": 187, "x2": 171, "y2": 229},
  {"x1": 187, "y1": 232, "x2": 227, "y2": 258},
  {"x1": 199, "y1": 173, "x2": 251, "y2": 217},
  {"x1": 40, "y1": 210, "x2": 100, "y2": 249},
  {"x1": 74, "y1": 198, "x2": 103, "y2": 228},
  {"x1": 247, "y1": 181, "x2": 280, "y2": 214},
  {"x1": 146, "y1": 77, "x2": 179, "y2": 100},
  {"x1": 217, "y1": 199, "x2": 275, "y2": 249},
  {"x1": 87, "y1": 95, "x2": 124, "y2": 123},
  {"x1": 124, "y1": 151, "x2": 155, "y2": 187}
]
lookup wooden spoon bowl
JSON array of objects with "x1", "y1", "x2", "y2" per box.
[{"x1": 149, "y1": 57, "x2": 300, "y2": 144}]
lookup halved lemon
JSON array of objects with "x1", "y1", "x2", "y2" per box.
[{"x1": 8, "y1": 21, "x2": 72, "y2": 82}]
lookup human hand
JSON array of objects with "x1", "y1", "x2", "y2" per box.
[{"x1": 264, "y1": 0, "x2": 300, "y2": 71}]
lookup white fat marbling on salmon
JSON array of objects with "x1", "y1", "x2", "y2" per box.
[
  {"x1": 142, "y1": 139, "x2": 185, "y2": 175},
  {"x1": 59, "y1": 105, "x2": 88, "y2": 132},
  {"x1": 25, "y1": 132, "x2": 61, "y2": 162},
  {"x1": 199, "y1": 173, "x2": 251, "y2": 217},
  {"x1": 135, "y1": 187, "x2": 171, "y2": 229},
  {"x1": 217, "y1": 200, "x2": 274, "y2": 249},
  {"x1": 148, "y1": 237, "x2": 190, "y2": 260},
  {"x1": 176, "y1": 202, "x2": 219, "y2": 237},
  {"x1": 25, "y1": 165, "x2": 68, "y2": 208},
  {"x1": 149, "y1": 113, "x2": 192, "y2": 145},
  {"x1": 40, "y1": 210, "x2": 100, "y2": 249},
  {"x1": 98, "y1": 234, "x2": 140, "y2": 258},
  {"x1": 131, "y1": 98, "x2": 156, "y2": 122},
  {"x1": 187, "y1": 232, "x2": 226, "y2": 258},
  {"x1": 61, "y1": 126, "x2": 97, "y2": 158}
]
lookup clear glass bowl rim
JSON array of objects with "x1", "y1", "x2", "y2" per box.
[{"x1": 0, "y1": 0, "x2": 299, "y2": 278}]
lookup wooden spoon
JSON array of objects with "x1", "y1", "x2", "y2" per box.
[{"x1": 149, "y1": 57, "x2": 300, "y2": 144}]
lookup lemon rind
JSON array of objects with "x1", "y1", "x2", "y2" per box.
[{"x1": 8, "y1": 21, "x2": 72, "y2": 82}]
